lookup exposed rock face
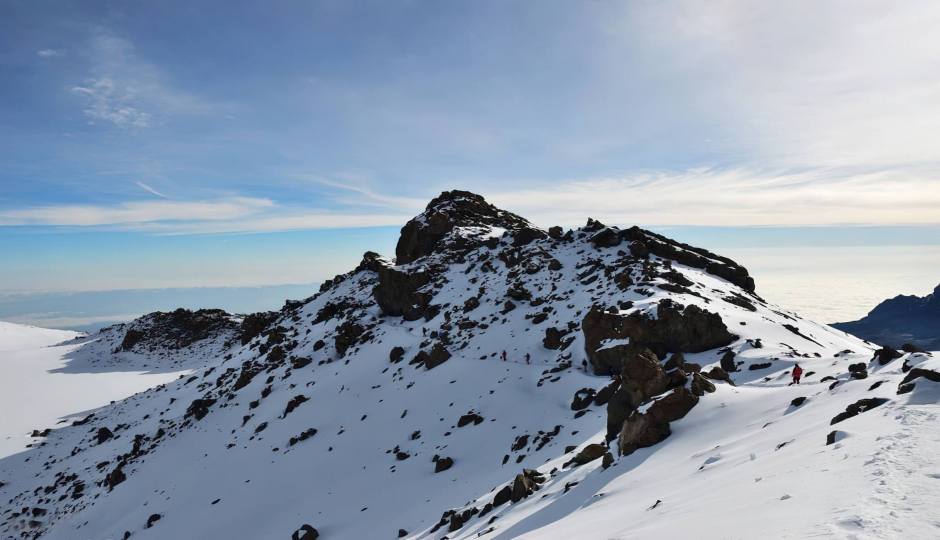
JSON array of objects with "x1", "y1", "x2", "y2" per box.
[
  {"x1": 119, "y1": 308, "x2": 237, "y2": 352},
  {"x1": 334, "y1": 321, "x2": 366, "y2": 357},
  {"x1": 511, "y1": 473, "x2": 539, "y2": 503},
  {"x1": 96, "y1": 427, "x2": 114, "y2": 445},
  {"x1": 619, "y1": 346, "x2": 670, "y2": 406},
  {"x1": 185, "y1": 398, "x2": 216, "y2": 421},
  {"x1": 292, "y1": 524, "x2": 319, "y2": 540},
  {"x1": 602, "y1": 346, "x2": 670, "y2": 440},
  {"x1": 565, "y1": 443, "x2": 608, "y2": 467},
  {"x1": 618, "y1": 413, "x2": 670, "y2": 456},
  {"x1": 646, "y1": 387, "x2": 699, "y2": 425},
  {"x1": 590, "y1": 228, "x2": 622, "y2": 248},
  {"x1": 395, "y1": 190, "x2": 543, "y2": 265},
  {"x1": 897, "y1": 368, "x2": 940, "y2": 394},
  {"x1": 621, "y1": 226, "x2": 756, "y2": 292},
  {"x1": 690, "y1": 372, "x2": 716, "y2": 396},
  {"x1": 871, "y1": 345, "x2": 902, "y2": 366},
  {"x1": 434, "y1": 457, "x2": 454, "y2": 473},
  {"x1": 373, "y1": 265, "x2": 435, "y2": 321},
  {"x1": 720, "y1": 351, "x2": 738, "y2": 373},
  {"x1": 583, "y1": 302, "x2": 734, "y2": 373},
  {"x1": 423, "y1": 343, "x2": 452, "y2": 370},
  {"x1": 830, "y1": 398, "x2": 889, "y2": 425},
  {"x1": 493, "y1": 485, "x2": 512, "y2": 506},
  {"x1": 240, "y1": 311, "x2": 277, "y2": 345}
]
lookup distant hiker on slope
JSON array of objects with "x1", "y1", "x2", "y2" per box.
[
  {"x1": 502, "y1": 350, "x2": 507, "y2": 362},
  {"x1": 791, "y1": 364, "x2": 803, "y2": 385},
  {"x1": 525, "y1": 353, "x2": 530, "y2": 364}
]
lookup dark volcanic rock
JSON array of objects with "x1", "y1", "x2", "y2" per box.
[
  {"x1": 565, "y1": 443, "x2": 608, "y2": 467},
  {"x1": 720, "y1": 351, "x2": 738, "y2": 373},
  {"x1": 582, "y1": 301, "x2": 734, "y2": 373},
  {"x1": 493, "y1": 485, "x2": 513, "y2": 506},
  {"x1": 690, "y1": 372, "x2": 716, "y2": 396},
  {"x1": 96, "y1": 427, "x2": 114, "y2": 444},
  {"x1": 830, "y1": 398, "x2": 889, "y2": 425},
  {"x1": 872, "y1": 345, "x2": 903, "y2": 366},
  {"x1": 435, "y1": 457, "x2": 454, "y2": 473},
  {"x1": 590, "y1": 228, "x2": 622, "y2": 248},
  {"x1": 185, "y1": 398, "x2": 216, "y2": 421},
  {"x1": 120, "y1": 308, "x2": 236, "y2": 352},
  {"x1": 292, "y1": 525, "x2": 319, "y2": 540},
  {"x1": 413, "y1": 342, "x2": 452, "y2": 370},
  {"x1": 510, "y1": 473, "x2": 539, "y2": 503},
  {"x1": 645, "y1": 387, "x2": 699, "y2": 425},
  {"x1": 395, "y1": 190, "x2": 542, "y2": 264},
  {"x1": 618, "y1": 412, "x2": 671, "y2": 456},
  {"x1": 373, "y1": 265, "x2": 434, "y2": 321},
  {"x1": 571, "y1": 388, "x2": 597, "y2": 411}
]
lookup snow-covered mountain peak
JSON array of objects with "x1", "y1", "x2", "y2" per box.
[{"x1": 2, "y1": 192, "x2": 938, "y2": 540}]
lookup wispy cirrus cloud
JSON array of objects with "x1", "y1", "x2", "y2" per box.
[
  {"x1": 135, "y1": 181, "x2": 170, "y2": 199},
  {"x1": 37, "y1": 49, "x2": 63, "y2": 57},
  {"x1": 2, "y1": 166, "x2": 937, "y2": 236},
  {"x1": 489, "y1": 167, "x2": 940, "y2": 228},
  {"x1": 69, "y1": 32, "x2": 227, "y2": 129},
  {"x1": 0, "y1": 196, "x2": 409, "y2": 235},
  {"x1": 0, "y1": 198, "x2": 274, "y2": 227}
]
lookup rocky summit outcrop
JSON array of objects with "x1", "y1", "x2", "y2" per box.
[
  {"x1": 394, "y1": 190, "x2": 544, "y2": 265},
  {"x1": 583, "y1": 300, "x2": 735, "y2": 374},
  {"x1": 118, "y1": 308, "x2": 238, "y2": 352}
]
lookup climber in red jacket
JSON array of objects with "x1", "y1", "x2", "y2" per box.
[
  {"x1": 502, "y1": 350, "x2": 507, "y2": 362},
  {"x1": 791, "y1": 364, "x2": 803, "y2": 385},
  {"x1": 525, "y1": 353, "x2": 530, "y2": 364}
]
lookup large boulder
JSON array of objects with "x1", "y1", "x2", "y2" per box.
[
  {"x1": 510, "y1": 473, "x2": 539, "y2": 503},
  {"x1": 602, "y1": 346, "x2": 669, "y2": 440},
  {"x1": 690, "y1": 372, "x2": 716, "y2": 396},
  {"x1": 582, "y1": 302, "x2": 734, "y2": 372},
  {"x1": 411, "y1": 342, "x2": 452, "y2": 370},
  {"x1": 620, "y1": 346, "x2": 670, "y2": 404},
  {"x1": 590, "y1": 227, "x2": 622, "y2": 248},
  {"x1": 373, "y1": 265, "x2": 435, "y2": 321},
  {"x1": 565, "y1": 443, "x2": 608, "y2": 467},
  {"x1": 618, "y1": 413, "x2": 670, "y2": 456},
  {"x1": 872, "y1": 345, "x2": 903, "y2": 365},
  {"x1": 646, "y1": 387, "x2": 699, "y2": 425},
  {"x1": 333, "y1": 321, "x2": 365, "y2": 357},
  {"x1": 830, "y1": 398, "x2": 889, "y2": 425}
]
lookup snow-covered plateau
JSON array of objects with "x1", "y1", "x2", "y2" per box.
[{"x1": 2, "y1": 191, "x2": 938, "y2": 540}]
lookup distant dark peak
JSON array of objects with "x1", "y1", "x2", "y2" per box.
[
  {"x1": 395, "y1": 190, "x2": 540, "y2": 264},
  {"x1": 832, "y1": 282, "x2": 940, "y2": 350}
]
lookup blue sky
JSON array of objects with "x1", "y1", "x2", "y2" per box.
[{"x1": 1, "y1": 0, "x2": 939, "y2": 293}]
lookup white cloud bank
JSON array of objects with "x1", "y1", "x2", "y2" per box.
[
  {"x1": 2, "y1": 166, "x2": 937, "y2": 234},
  {"x1": 489, "y1": 167, "x2": 940, "y2": 228}
]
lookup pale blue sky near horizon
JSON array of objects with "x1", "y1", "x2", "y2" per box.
[{"x1": 1, "y1": 1, "x2": 939, "y2": 322}]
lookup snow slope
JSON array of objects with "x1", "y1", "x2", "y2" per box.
[
  {"x1": 1, "y1": 191, "x2": 938, "y2": 540},
  {"x1": 0, "y1": 322, "x2": 186, "y2": 460}
]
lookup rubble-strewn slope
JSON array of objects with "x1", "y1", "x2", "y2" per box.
[{"x1": 2, "y1": 191, "x2": 938, "y2": 540}]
